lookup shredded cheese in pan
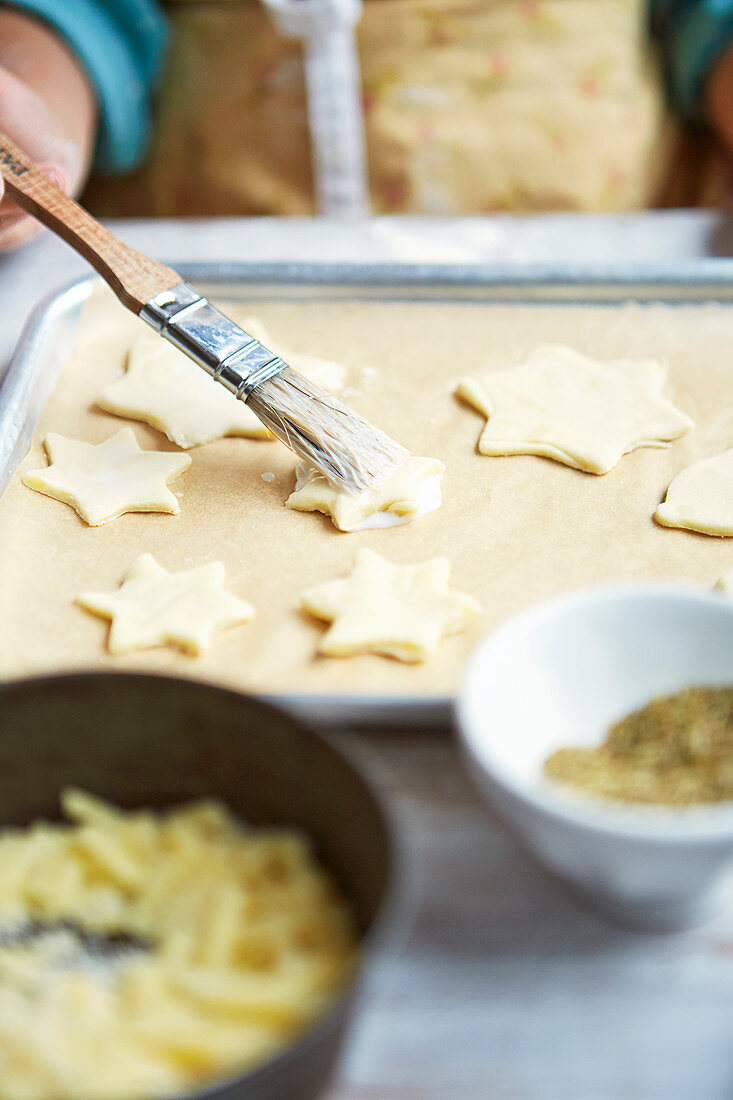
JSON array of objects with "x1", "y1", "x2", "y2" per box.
[{"x1": 0, "y1": 791, "x2": 355, "y2": 1100}]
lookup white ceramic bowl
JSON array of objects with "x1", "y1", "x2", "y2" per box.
[{"x1": 456, "y1": 583, "x2": 733, "y2": 931}]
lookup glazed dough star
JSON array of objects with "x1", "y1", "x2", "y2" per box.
[
  {"x1": 456, "y1": 344, "x2": 693, "y2": 474},
  {"x1": 97, "y1": 318, "x2": 346, "y2": 448},
  {"x1": 286, "y1": 455, "x2": 445, "y2": 531},
  {"x1": 301, "y1": 548, "x2": 481, "y2": 662},
  {"x1": 655, "y1": 447, "x2": 733, "y2": 536},
  {"x1": 77, "y1": 553, "x2": 254, "y2": 655},
  {"x1": 23, "y1": 428, "x2": 191, "y2": 526}
]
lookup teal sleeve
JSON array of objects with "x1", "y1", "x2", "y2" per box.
[
  {"x1": 3, "y1": 0, "x2": 169, "y2": 173},
  {"x1": 650, "y1": 0, "x2": 733, "y2": 121}
]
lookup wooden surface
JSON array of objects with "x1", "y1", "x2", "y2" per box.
[{"x1": 326, "y1": 728, "x2": 733, "y2": 1100}]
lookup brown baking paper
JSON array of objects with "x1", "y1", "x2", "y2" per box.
[{"x1": 1, "y1": 285, "x2": 732, "y2": 699}]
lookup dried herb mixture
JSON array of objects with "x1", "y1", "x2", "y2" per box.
[{"x1": 544, "y1": 686, "x2": 733, "y2": 806}]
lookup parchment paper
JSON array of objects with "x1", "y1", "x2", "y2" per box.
[{"x1": 1, "y1": 284, "x2": 732, "y2": 699}]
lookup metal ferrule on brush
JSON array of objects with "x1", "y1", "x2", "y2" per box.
[{"x1": 140, "y1": 282, "x2": 287, "y2": 400}]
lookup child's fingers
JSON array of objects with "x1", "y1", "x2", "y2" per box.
[
  {"x1": 0, "y1": 66, "x2": 70, "y2": 250},
  {"x1": 0, "y1": 165, "x2": 66, "y2": 251},
  {"x1": 0, "y1": 212, "x2": 42, "y2": 250}
]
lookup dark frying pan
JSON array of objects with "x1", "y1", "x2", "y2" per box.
[{"x1": 0, "y1": 671, "x2": 397, "y2": 1100}]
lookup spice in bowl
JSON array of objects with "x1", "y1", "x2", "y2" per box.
[{"x1": 544, "y1": 686, "x2": 733, "y2": 806}]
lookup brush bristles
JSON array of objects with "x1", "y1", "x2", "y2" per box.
[{"x1": 246, "y1": 367, "x2": 408, "y2": 493}]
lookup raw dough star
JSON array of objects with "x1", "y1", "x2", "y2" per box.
[
  {"x1": 77, "y1": 553, "x2": 254, "y2": 655},
  {"x1": 286, "y1": 456, "x2": 445, "y2": 531},
  {"x1": 97, "y1": 318, "x2": 346, "y2": 449},
  {"x1": 655, "y1": 447, "x2": 733, "y2": 536},
  {"x1": 456, "y1": 344, "x2": 693, "y2": 474},
  {"x1": 23, "y1": 428, "x2": 191, "y2": 526},
  {"x1": 97, "y1": 336, "x2": 268, "y2": 447},
  {"x1": 301, "y1": 548, "x2": 481, "y2": 662}
]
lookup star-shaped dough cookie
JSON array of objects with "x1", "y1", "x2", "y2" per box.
[
  {"x1": 77, "y1": 553, "x2": 254, "y2": 655},
  {"x1": 301, "y1": 548, "x2": 481, "y2": 662},
  {"x1": 97, "y1": 337, "x2": 268, "y2": 447},
  {"x1": 23, "y1": 428, "x2": 191, "y2": 526},
  {"x1": 287, "y1": 456, "x2": 445, "y2": 531},
  {"x1": 456, "y1": 344, "x2": 692, "y2": 474},
  {"x1": 97, "y1": 319, "x2": 346, "y2": 449},
  {"x1": 655, "y1": 447, "x2": 733, "y2": 536}
]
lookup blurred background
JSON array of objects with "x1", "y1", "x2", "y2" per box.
[{"x1": 79, "y1": 0, "x2": 733, "y2": 221}]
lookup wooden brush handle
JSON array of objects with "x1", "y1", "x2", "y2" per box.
[{"x1": 0, "y1": 132, "x2": 180, "y2": 313}]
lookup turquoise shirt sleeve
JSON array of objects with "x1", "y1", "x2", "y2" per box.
[
  {"x1": 4, "y1": 0, "x2": 169, "y2": 173},
  {"x1": 650, "y1": 0, "x2": 733, "y2": 121}
]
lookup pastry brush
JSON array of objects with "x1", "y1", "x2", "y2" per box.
[{"x1": 0, "y1": 132, "x2": 407, "y2": 492}]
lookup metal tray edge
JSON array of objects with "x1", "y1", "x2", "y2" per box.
[
  {"x1": 176, "y1": 258, "x2": 733, "y2": 291},
  {"x1": 0, "y1": 276, "x2": 92, "y2": 496}
]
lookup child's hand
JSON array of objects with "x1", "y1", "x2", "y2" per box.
[
  {"x1": 0, "y1": 66, "x2": 72, "y2": 250},
  {"x1": 0, "y1": 9, "x2": 96, "y2": 252}
]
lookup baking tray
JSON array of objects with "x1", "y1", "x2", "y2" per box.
[{"x1": 4, "y1": 260, "x2": 733, "y2": 727}]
